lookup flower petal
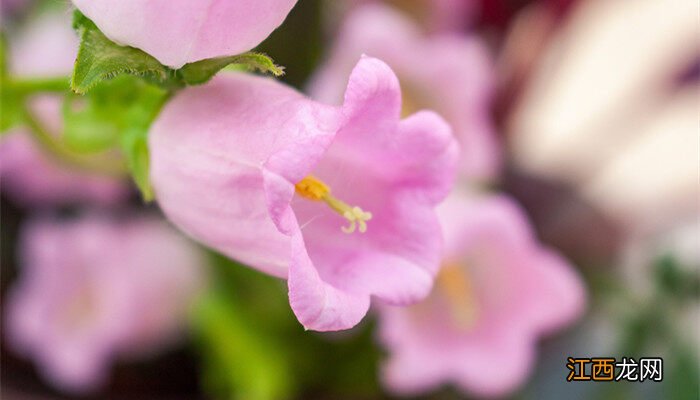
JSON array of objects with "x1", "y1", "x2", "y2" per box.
[{"x1": 287, "y1": 231, "x2": 370, "y2": 331}]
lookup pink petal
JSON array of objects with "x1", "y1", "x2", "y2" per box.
[{"x1": 287, "y1": 232, "x2": 371, "y2": 331}]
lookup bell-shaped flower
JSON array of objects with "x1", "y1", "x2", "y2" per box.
[
  {"x1": 149, "y1": 56, "x2": 459, "y2": 331},
  {"x1": 5, "y1": 215, "x2": 205, "y2": 393},
  {"x1": 309, "y1": 4, "x2": 499, "y2": 182},
  {"x1": 71, "y1": 0, "x2": 299, "y2": 68},
  {"x1": 377, "y1": 192, "x2": 586, "y2": 397},
  {"x1": 1, "y1": 11, "x2": 128, "y2": 207}
]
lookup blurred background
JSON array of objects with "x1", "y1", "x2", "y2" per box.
[{"x1": 1, "y1": 0, "x2": 698, "y2": 399}]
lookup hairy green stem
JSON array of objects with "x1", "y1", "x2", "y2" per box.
[
  {"x1": 22, "y1": 105, "x2": 129, "y2": 177},
  {"x1": 11, "y1": 76, "x2": 70, "y2": 94}
]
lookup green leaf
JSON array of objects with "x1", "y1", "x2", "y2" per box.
[
  {"x1": 71, "y1": 11, "x2": 175, "y2": 94},
  {"x1": 178, "y1": 52, "x2": 284, "y2": 85}
]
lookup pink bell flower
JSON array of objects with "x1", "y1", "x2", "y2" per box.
[
  {"x1": 378, "y1": 191, "x2": 586, "y2": 397},
  {"x1": 149, "y1": 56, "x2": 459, "y2": 331},
  {"x1": 5, "y1": 215, "x2": 205, "y2": 393},
  {"x1": 309, "y1": 4, "x2": 500, "y2": 182},
  {"x1": 70, "y1": 0, "x2": 299, "y2": 68}
]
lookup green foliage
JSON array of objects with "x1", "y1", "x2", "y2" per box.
[
  {"x1": 654, "y1": 255, "x2": 700, "y2": 301},
  {"x1": 63, "y1": 75, "x2": 168, "y2": 200},
  {"x1": 666, "y1": 343, "x2": 700, "y2": 400},
  {"x1": 193, "y1": 294, "x2": 294, "y2": 400},
  {"x1": 190, "y1": 254, "x2": 384, "y2": 400},
  {"x1": 71, "y1": 11, "x2": 284, "y2": 94},
  {"x1": 192, "y1": 256, "x2": 296, "y2": 400}
]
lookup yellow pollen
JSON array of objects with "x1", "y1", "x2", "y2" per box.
[
  {"x1": 437, "y1": 262, "x2": 478, "y2": 329},
  {"x1": 295, "y1": 175, "x2": 373, "y2": 234}
]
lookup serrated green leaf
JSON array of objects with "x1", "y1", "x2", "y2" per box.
[
  {"x1": 71, "y1": 11, "x2": 175, "y2": 94},
  {"x1": 178, "y1": 52, "x2": 284, "y2": 85}
]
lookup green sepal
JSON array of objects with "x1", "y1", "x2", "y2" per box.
[
  {"x1": 71, "y1": 11, "x2": 176, "y2": 94},
  {"x1": 71, "y1": 11, "x2": 284, "y2": 94},
  {"x1": 178, "y1": 52, "x2": 284, "y2": 85}
]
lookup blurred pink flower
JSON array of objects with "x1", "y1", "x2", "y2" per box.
[
  {"x1": 5, "y1": 215, "x2": 205, "y2": 393},
  {"x1": 71, "y1": 0, "x2": 298, "y2": 68},
  {"x1": 309, "y1": 4, "x2": 499, "y2": 182},
  {"x1": 1, "y1": 11, "x2": 128, "y2": 207},
  {"x1": 330, "y1": 0, "x2": 476, "y2": 33},
  {"x1": 150, "y1": 56, "x2": 458, "y2": 331},
  {"x1": 378, "y1": 192, "x2": 586, "y2": 397}
]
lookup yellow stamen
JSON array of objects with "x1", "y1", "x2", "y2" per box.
[
  {"x1": 437, "y1": 262, "x2": 478, "y2": 329},
  {"x1": 295, "y1": 175, "x2": 373, "y2": 234}
]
